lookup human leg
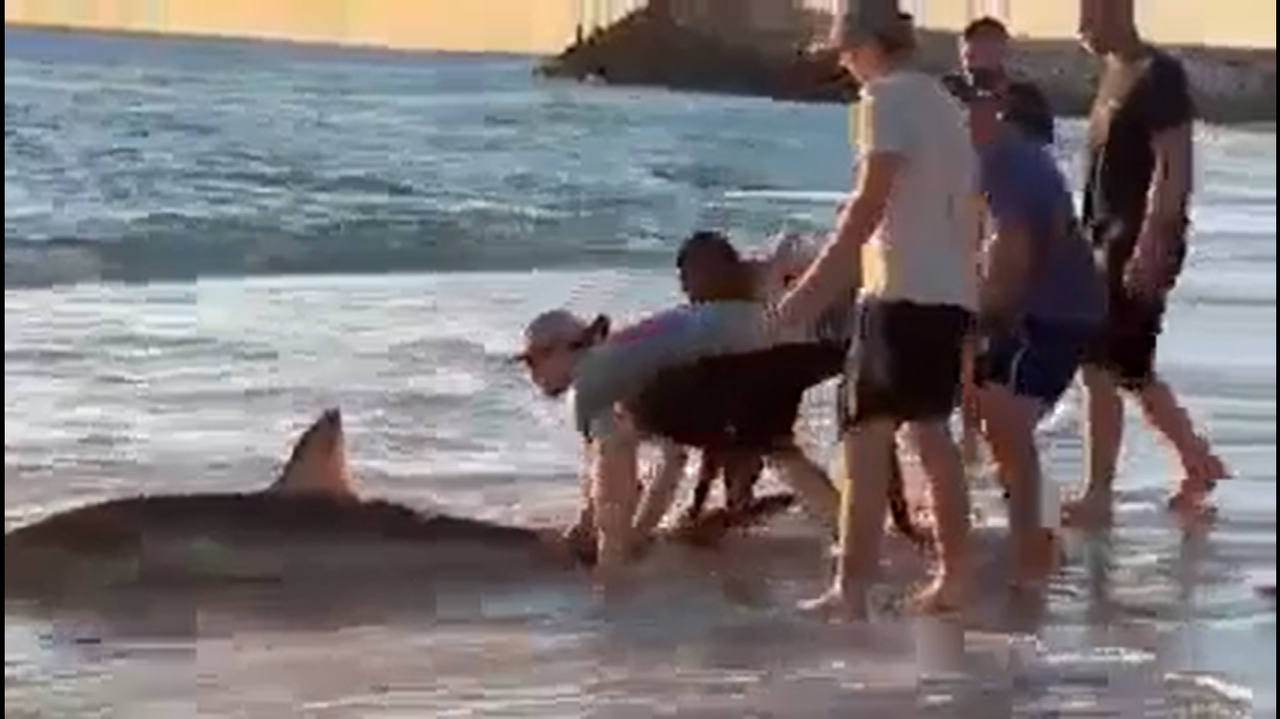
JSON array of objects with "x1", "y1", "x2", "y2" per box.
[
  {"x1": 1066, "y1": 295, "x2": 1226, "y2": 525},
  {"x1": 722, "y1": 449, "x2": 764, "y2": 513},
  {"x1": 590, "y1": 411, "x2": 643, "y2": 584},
  {"x1": 802, "y1": 303, "x2": 968, "y2": 617},
  {"x1": 723, "y1": 345, "x2": 843, "y2": 531},
  {"x1": 633, "y1": 439, "x2": 690, "y2": 538},
  {"x1": 877, "y1": 302, "x2": 974, "y2": 612},
  {"x1": 976, "y1": 321, "x2": 1088, "y2": 584}
]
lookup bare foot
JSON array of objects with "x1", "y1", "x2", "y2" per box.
[
  {"x1": 904, "y1": 575, "x2": 967, "y2": 615},
  {"x1": 1062, "y1": 491, "x2": 1113, "y2": 529},
  {"x1": 798, "y1": 586, "x2": 869, "y2": 622}
]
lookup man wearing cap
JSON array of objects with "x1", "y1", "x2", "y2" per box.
[
  {"x1": 517, "y1": 295, "x2": 844, "y2": 583},
  {"x1": 770, "y1": 2, "x2": 979, "y2": 618},
  {"x1": 940, "y1": 16, "x2": 1055, "y2": 146},
  {"x1": 963, "y1": 90, "x2": 1106, "y2": 585}
]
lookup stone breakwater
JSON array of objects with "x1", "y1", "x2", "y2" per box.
[{"x1": 537, "y1": 10, "x2": 1276, "y2": 125}]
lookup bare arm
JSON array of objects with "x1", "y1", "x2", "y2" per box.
[
  {"x1": 569, "y1": 440, "x2": 597, "y2": 537},
  {"x1": 587, "y1": 405, "x2": 642, "y2": 574},
  {"x1": 632, "y1": 440, "x2": 689, "y2": 537},
  {"x1": 774, "y1": 159, "x2": 902, "y2": 327},
  {"x1": 1129, "y1": 57, "x2": 1196, "y2": 294},
  {"x1": 772, "y1": 85, "x2": 910, "y2": 327},
  {"x1": 1141, "y1": 120, "x2": 1193, "y2": 248},
  {"x1": 979, "y1": 219, "x2": 1034, "y2": 322}
]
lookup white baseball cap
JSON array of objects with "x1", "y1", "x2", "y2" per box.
[{"x1": 516, "y1": 309, "x2": 605, "y2": 363}]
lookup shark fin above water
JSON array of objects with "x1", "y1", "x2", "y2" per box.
[{"x1": 267, "y1": 408, "x2": 358, "y2": 500}]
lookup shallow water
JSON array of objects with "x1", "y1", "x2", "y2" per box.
[{"x1": 5, "y1": 27, "x2": 1276, "y2": 717}]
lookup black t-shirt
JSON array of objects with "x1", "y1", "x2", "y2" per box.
[
  {"x1": 1082, "y1": 49, "x2": 1195, "y2": 257},
  {"x1": 940, "y1": 70, "x2": 1055, "y2": 145}
]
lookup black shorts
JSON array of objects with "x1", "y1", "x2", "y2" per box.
[
  {"x1": 1082, "y1": 221, "x2": 1187, "y2": 388},
  {"x1": 839, "y1": 300, "x2": 973, "y2": 428},
  {"x1": 1082, "y1": 292, "x2": 1168, "y2": 388},
  {"x1": 627, "y1": 343, "x2": 846, "y2": 451}
]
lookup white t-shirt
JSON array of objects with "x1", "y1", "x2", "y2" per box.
[{"x1": 856, "y1": 70, "x2": 979, "y2": 311}]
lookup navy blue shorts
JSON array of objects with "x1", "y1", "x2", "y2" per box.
[{"x1": 977, "y1": 319, "x2": 1096, "y2": 406}]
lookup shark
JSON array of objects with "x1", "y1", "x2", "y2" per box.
[{"x1": 5, "y1": 408, "x2": 794, "y2": 599}]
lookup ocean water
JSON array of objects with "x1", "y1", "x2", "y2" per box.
[{"x1": 4, "y1": 26, "x2": 1276, "y2": 718}]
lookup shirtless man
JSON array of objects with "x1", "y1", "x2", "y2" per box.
[
  {"x1": 1065, "y1": 0, "x2": 1228, "y2": 525},
  {"x1": 771, "y1": 5, "x2": 978, "y2": 617}
]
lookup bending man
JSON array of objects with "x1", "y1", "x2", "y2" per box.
[{"x1": 965, "y1": 90, "x2": 1106, "y2": 585}]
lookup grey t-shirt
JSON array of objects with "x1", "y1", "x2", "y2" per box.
[{"x1": 571, "y1": 301, "x2": 769, "y2": 439}]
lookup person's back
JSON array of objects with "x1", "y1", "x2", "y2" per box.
[
  {"x1": 979, "y1": 135, "x2": 1105, "y2": 326},
  {"x1": 571, "y1": 301, "x2": 768, "y2": 438},
  {"x1": 862, "y1": 70, "x2": 977, "y2": 312}
]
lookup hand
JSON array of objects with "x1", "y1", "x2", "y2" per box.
[
  {"x1": 765, "y1": 290, "x2": 807, "y2": 336},
  {"x1": 561, "y1": 521, "x2": 596, "y2": 564}
]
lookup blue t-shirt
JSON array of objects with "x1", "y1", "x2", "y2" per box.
[{"x1": 979, "y1": 136, "x2": 1106, "y2": 325}]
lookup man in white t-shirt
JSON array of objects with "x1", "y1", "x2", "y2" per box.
[{"x1": 770, "y1": 4, "x2": 979, "y2": 619}]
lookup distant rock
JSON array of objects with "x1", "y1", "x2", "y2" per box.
[{"x1": 537, "y1": 6, "x2": 1276, "y2": 125}]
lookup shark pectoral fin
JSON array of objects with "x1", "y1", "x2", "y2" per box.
[{"x1": 268, "y1": 408, "x2": 358, "y2": 499}]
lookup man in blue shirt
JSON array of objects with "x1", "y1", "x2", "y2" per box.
[{"x1": 966, "y1": 90, "x2": 1106, "y2": 586}]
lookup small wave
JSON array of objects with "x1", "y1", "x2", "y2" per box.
[
  {"x1": 722, "y1": 189, "x2": 847, "y2": 204},
  {"x1": 3, "y1": 214, "x2": 672, "y2": 288}
]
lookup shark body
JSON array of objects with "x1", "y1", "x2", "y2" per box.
[{"x1": 5, "y1": 408, "x2": 793, "y2": 598}]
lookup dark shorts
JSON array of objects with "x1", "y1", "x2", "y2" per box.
[
  {"x1": 977, "y1": 319, "x2": 1096, "y2": 407},
  {"x1": 839, "y1": 300, "x2": 973, "y2": 428},
  {"x1": 1083, "y1": 221, "x2": 1187, "y2": 388},
  {"x1": 628, "y1": 342, "x2": 846, "y2": 451},
  {"x1": 1082, "y1": 292, "x2": 1169, "y2": 388}
]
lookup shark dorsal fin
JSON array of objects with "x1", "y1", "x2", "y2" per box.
[{"x1": 269, "y1": 408, "x2": 357, "y2": 499}]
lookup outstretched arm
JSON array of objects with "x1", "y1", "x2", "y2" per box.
[
  {"x1": 632, "y1": 440, "x2": 690, "y2": 538},
  {"x1": 771, "y1": 85, "x2": 910, "y2": 329}
]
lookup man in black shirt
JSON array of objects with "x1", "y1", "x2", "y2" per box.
[
  {"x1": 1065, "y1": 0, "x2": 1227, "y2": 526},
  {"x1": 940, "y1": 16, "x2": 1055, "y2": 145}
]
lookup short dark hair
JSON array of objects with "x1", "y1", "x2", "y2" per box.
[
  {"x1": 677, "y1": 230, "x2": 740, "y2": 268},
  {"x1": 962, "y1": 16, "x2": 1009, "y2": 41}
]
